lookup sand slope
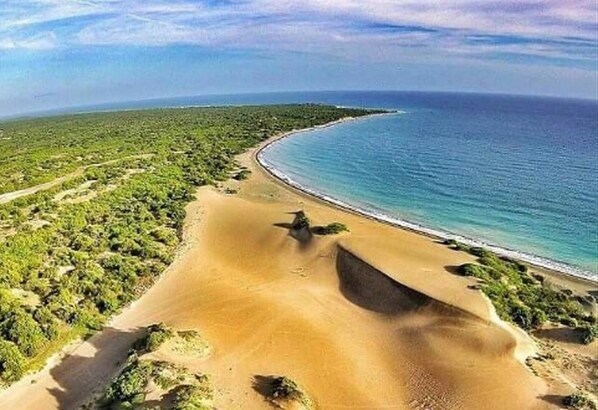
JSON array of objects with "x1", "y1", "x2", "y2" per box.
[{"x1": 0, "y1": 145, "x2": 550, "y2": 409}]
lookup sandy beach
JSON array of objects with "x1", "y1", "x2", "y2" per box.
[{"x1": 0, "y1": 119, "x2": 595, "y2": 409}]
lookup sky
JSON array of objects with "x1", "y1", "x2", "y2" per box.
[{"x1": 0, "y1": 0, "x2": 596, "y2": 117}]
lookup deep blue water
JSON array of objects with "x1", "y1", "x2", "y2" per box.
[{"x1": 22, "y1": 91, "x2": 598, "y2": 277}]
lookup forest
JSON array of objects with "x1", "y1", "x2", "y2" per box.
[{"x1": 0, "y1": 105, "x2": 377, "y2": 384}]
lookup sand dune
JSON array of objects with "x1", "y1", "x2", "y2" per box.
[{"x1": 0, "y1": 139, "x2": 552, "y2": 409}]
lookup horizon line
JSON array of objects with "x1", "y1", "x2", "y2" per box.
[{"x1": 2, "y1": 89, "x2": 595, "y2": 122}]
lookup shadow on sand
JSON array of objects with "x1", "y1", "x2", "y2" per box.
[
  {"x1": 538, "y1": 394, "x2": 567, "y2": 408},
  {"x1": 46, "y1": 326, "x2": 145, "y2": 409},
  {"x1": 335, "y1": 246, "x2": 430, "y2": 315}
]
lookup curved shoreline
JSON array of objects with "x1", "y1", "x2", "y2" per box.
[{"x1": 255, "y1": 115, "x2": 597, "y2": 283}]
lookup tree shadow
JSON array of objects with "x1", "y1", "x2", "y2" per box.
[
  {"x1": 46, "y1": 325, "x2": 145, "y2": 409},
  {"x1": 251, "y1": 374, "x2": 276, "y2": 399},
  {"x1": 538, "y1": 394, "x2": 567, "y2": 408}
]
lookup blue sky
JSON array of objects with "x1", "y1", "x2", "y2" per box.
[{"x1": 0, "y1": 0, "x2": 596, "y2": 117}]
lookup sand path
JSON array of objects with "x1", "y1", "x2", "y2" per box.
[{"x1": 0, "y1": 154, "x2": 153, "y2": 204}]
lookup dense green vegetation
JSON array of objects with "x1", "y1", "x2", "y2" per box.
[
  {"x1": 446, "y1": 240, "x2": 597, "y2": 343},
  {"x1": 0, "y1": 105, "x2": 376, "y2": 384}
]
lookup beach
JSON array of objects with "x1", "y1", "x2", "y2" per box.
[
  {"x1": 0, "y1": 119, "x2": 595, "y2": 409},
  {"x1": 257, "y1": 117, "x2": 598, "y2": 292}
]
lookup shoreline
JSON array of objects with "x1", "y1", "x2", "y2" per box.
[{"x1": 255, "y1": 115, "x2": 597, "y2": 287}]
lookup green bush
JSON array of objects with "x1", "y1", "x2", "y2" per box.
[
  {"x1": 2, "y1": 311, "x2": 47, "y2": 357},
  {"x1": 313, "y1": 222, "x2": 349, "y2": 235},
  {"x1": 292, "y1": 212, "x2": 310, "y2": 231},
  {"x1": 271, "y1": 376, "x2": 303, "y2": 401},
  {"x1": 576, "y1": 324, "x2": 597, "y2": 345},
  {"x1": 172, "y1": 383, "x2": 214, "y2": 410},
  {"x1": 0, "y1": 340, "x2": 26, "y2": 382},
  {"x1": 232, "y1": 168, "x2": 251, "y2": 181},
  {"x1": 457, "y1": 263, "x2": 489, "y2": 280},
  {"x1": 563, "y1": 392, "x2": 596, "y2": 409},
  {"x1": 104, "y1": 359, "x2": 154, "y2": 404},
  {"x1": 134, "y1": 323, "x2": 173, "y2": 353}
]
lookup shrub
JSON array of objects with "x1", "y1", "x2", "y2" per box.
[
  {"x1": 3, "y1": 311, "x2": 47, "y2": 357},
  {"x1": 172, "y1": 383, "x2": 214, "y2": 410},
  {"x1": 232, "y1": 168, "x2": 251, "y2": 181},
  {"x1": 530, "y1": 308, "x2": 547, "y2": 329},
  {"x1": 271, "y1": 376, "x2": 303, "y2": 401},
  {"x1": 292, "y1": 212, "x2": 310, "y2": 231},
  {"x1": 0, "y1": 340, "x2": 26, "y2": 382},
  {"x1": 443, "y1": 239, "x2": 470, "y2": 252},
  {"x1": 576, "y1": 324, "x2": 597, "y2": 345},
  {"x1": 511, "y1": 305, "x2": 533, "y2": 330},
  {"x1": 469, "y1": 247, "x2": 492, "y2": 258},
  {"x1": 456, "y1": 263, "x2": 489, "y2": 280},
  {"x1": 105, "y1": 359, "x2": 154, "y2": 404},
  {"x1": 563, "y1": 392, "x2": 596, "y2": 409},
  {"x1": 134, "y1": 323, "x2": 173, "y2": 353},
  {"x1": 313, "y1": 222, "x2": 349, "y2": 235},
  {"x1": 150, "y1": 227, "x2": 178, "y2": 246}
]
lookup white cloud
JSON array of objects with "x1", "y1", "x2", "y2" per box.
[{"x1": 0, "y1": 0, "x2": 595, "y2": 67}]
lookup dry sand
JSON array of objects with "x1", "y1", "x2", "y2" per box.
[{"x1": 2, "y1": 124, "x2": 589, "y2": 409}]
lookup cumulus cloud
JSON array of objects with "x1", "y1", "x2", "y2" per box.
[{"x1": 0, "y1": 0, "x2": 595, "y2": 67}]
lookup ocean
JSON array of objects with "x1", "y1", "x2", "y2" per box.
[
  {"x1": 29, "y1": 91, "x2": 598, "y2": 278},
  {"x1": 256, "y1": 92, "x2": 597, "y2": 278}
]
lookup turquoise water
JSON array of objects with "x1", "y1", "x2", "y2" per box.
[{"x1": 258, "y1": 93, "x2": 598, "y2": 278}]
